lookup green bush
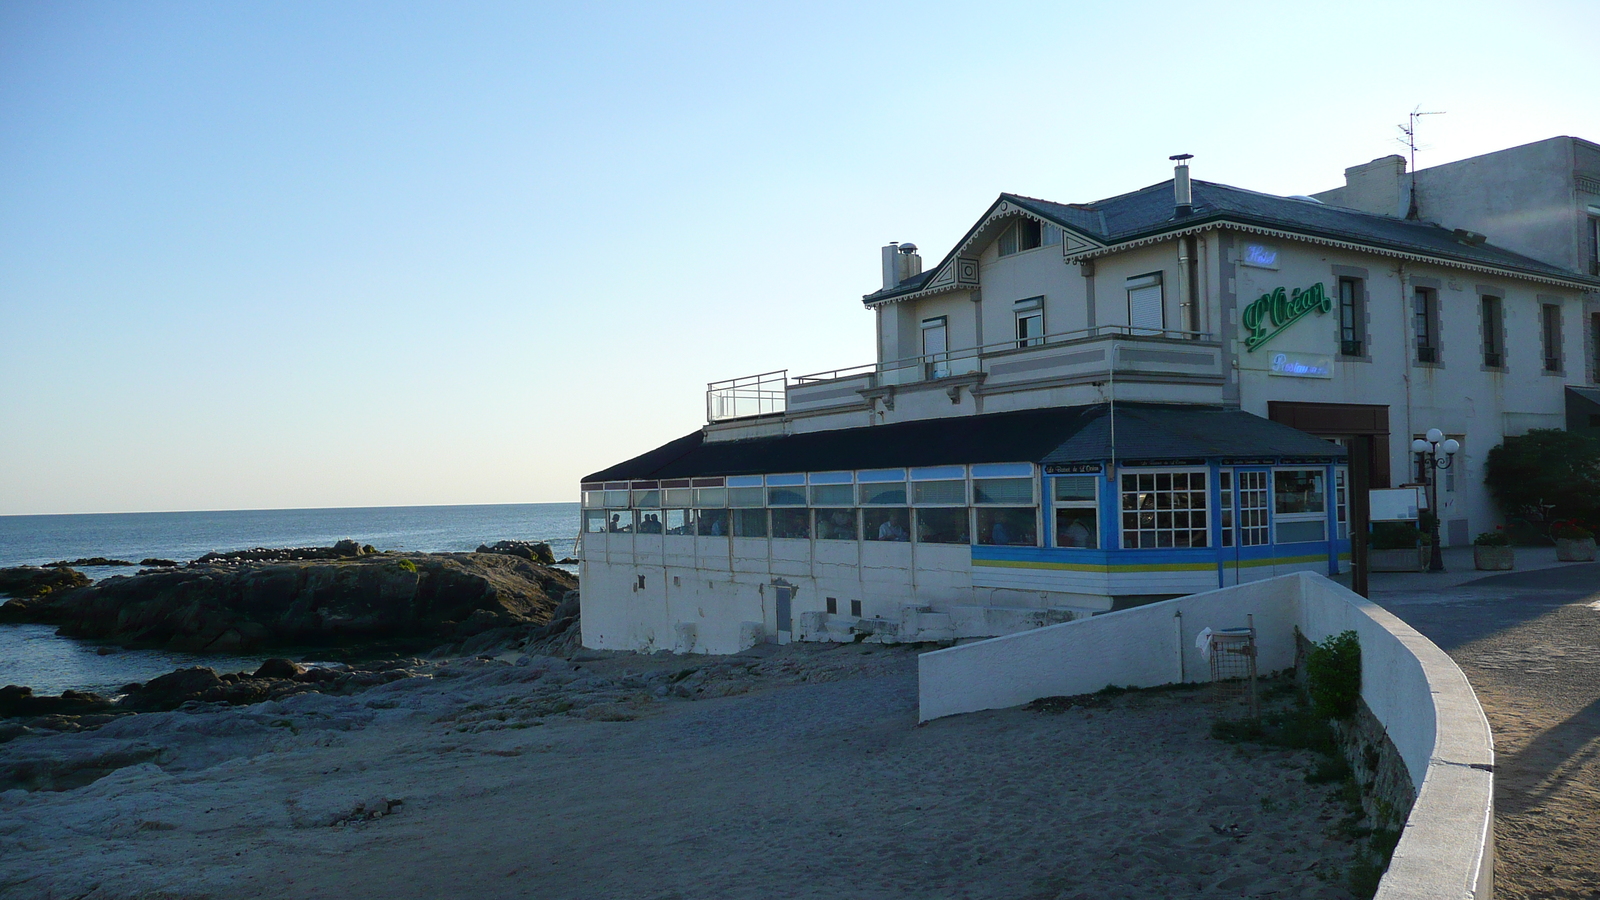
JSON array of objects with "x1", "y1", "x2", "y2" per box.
[
  {"x1": 1369, "y1": 522, "x2": 1422, "y2": 550},
  {"x1": 1307, "y1": 630, "x2": 1361, "y2": 720},
  {"x1": 1485, "y1": 429, "x2": 1600, "y2": 533},
  {"x1": 1473, "y1": 528, "x2": 1510, "y2": 546}
]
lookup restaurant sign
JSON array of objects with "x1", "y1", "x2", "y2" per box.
[{"x1": 1242, "y1": 282, "x2": 1333, "y2": 351}]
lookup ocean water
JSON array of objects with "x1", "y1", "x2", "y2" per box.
[{"x1": 0, "y1": 502, "x2": 580, "y2": 695}]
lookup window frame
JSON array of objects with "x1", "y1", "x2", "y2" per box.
[
  {"x1": 1413, "y1": 286, "x2": 1441, "y2": 365},
  {"x1": 1119, "y1": 468, "x2": 1209, "y2": 550},
  {"x1": 1337, "y1": 276, "x2": 1365, "y2": 357},
  {"x1": 1270, "y1": 468, "x2": 1327, "y2": 545},
  {"x1": 1126, "y1": 272, "x2": 1165, "y2": 335},
  {"x1": 1014, "y1": 296, "x2": 1044, "y2": 349},
  {"x1": 1541, "y1": 302, "x2": 1564, "y2": 374},
  {"x1": 1480, "y1": 294, "x2": 1505, "y2": 369},
  {"x1": 1051, "y1": 474, "x2": 1099, "y2": 549}
]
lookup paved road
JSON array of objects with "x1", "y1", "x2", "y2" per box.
[{"x1": 1372, "y1": 563, "x2": 1600, "y2": 900}]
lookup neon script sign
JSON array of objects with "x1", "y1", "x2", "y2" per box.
[{"x1": 1242, "y1": 282, "x2": 1333, "y2": 351}]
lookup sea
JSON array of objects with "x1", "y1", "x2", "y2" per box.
[{"x1": 0, "y1": 502, "x2": 580, "y2": 695}]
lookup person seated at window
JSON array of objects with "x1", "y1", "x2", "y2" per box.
[
  {"x1": 877, "y1": 517, "x2": 908, "y2": 542},
  {"x1": 991, "y1": 520, "x2": 1012, "y2": 545},
  {"x1": 608, "y1": 513, "x2": 623, "y2": 533},
  {"x1": 639, "y1": 514, "x2": 663, "y2": 534}
]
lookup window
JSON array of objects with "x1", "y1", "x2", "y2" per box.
[
  {"x1": 1335, "y1": 468, "x2": 1349, "y2": 541},
  {"x1": 922, "y1": 316, "x2": 949, "y2": 379},
  {"x1": 997, "y1": 219, "x2": 1043, "y2": 257},
  {"x1": 1592, "y1": 313, "x2": 1600, "y2": 383},
  {"x1": 665, "y1": 508, "x2": 695, "y2": 535},
  {"x1": 1127, "y1": 273, "x2": 1164, "y2": 335},
  {"x1": 1541, "y1": 303, "x2": 1563, "y2": 372},
  {"x1": 771, "y1": 508, "x2": 810, "y2": 539},
  {"x1": 1120, "y1": 471, "x2": 1208, "y2": 549},
  {"x1": 1338, "y1": 277, "x2": 1364, "y2": 356},
  {"x1": 767, "y1": 485, "x2": 806, "y2": 506},
  {"x1": 1218, "y1": 471, "x2": 1233, "y2": 548},
  {"x1": 858, "y1": 481, "x2": 907, "y2": 505},
  {"x1": 1589, "y1": 215, "x2": 1599, "y2": 276},
  {"x1": 1236, "y1": 471, "x2": 1269, "y2": 546},
  {"x1": 814, "y1": 509, "x2": 858, "y2": 540},
  {"x1": 1015, "y1": 297, "x2": 1044, "y2": 349},
  {"x1": 1414, "y1": 287, "x2": 1439, "y2": 363},
  {"x1": 1481, "y1": 295, "x2": 1504, "y2": 368},
  {"x1": 583, "y1": 509, "x2": 607, "y2": 533},
  {"x1": 913, "y1": 480, "x2": 966, "y2": 505},
  {"x1": 915, "y1": 508, "x2": 970, "y2": 544},
  {"x1": 635, "y1": 509, "x2": 664, "y2": 534},
  {"x1": 974, "y1": 475, "x2": 1035, "y2": 547},
  {"x1": 696, "y1": 508, "x2": 729, "y2": 537},
  {"x1": 863, "y1": 508, "x2": 910, "y2": 541},
  {"x1": 1272, "y1": 469, "x2": 1326, "y2": 544},
  {"x1": 731, "y1": 508, "x2": 767, "y2": 537},
  {"x1": 809, "y1": 484, "x2": 854, "y2": 506},
  {"x1": 728, "y1": 487, "x2": 764, "y2": 507},
  {"x1": 1053, "y1": 475, "x2": 1098, "y2": 549}
]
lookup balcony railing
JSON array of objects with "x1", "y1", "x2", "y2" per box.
[{"x1": 707, "y1": 326, "x2": 1219, "y2": 423}]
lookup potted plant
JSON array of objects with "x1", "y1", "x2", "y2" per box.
[
  {"x1": 1369, "y1": 521, "x2": 1426, "y2": 572},
  {"x1": 1473, "y1": 527, "x2": 1514, "y2": 570},
  {"x1": 1552, "y1": 520, "x2": 1597, "y2": 562}
]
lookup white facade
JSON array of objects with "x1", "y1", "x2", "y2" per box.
[{"x1": 581, "y1": 140, "x2": 1600, "y2": 655}]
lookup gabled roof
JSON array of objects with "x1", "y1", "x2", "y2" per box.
[
  {"x1": 582, "y1": 403, "x2": 1343, "y2": 482},
  {"x1": 862, "y1": 178, "x2": 1600, "y2": 307}
]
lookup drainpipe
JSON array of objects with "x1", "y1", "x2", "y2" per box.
[{"x1": 1179, "y1": 234, "x2": 1200, "y2": 336}]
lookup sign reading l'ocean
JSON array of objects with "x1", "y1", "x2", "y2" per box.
[{"x1": 1241, "y1": 282, "x2": 1333, "y2": 351}]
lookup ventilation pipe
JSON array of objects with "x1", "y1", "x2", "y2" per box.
[
  {"x1": 1171, "y1": 153, "x2": 1193, "y2": 218},
  {"x1": 882, "y1": 242, "x2": 922, "y2": 290}
]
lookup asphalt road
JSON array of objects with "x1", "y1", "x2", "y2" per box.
[{"x1": 1373, "y1": 563, "x2": 1600, "y2": 900}]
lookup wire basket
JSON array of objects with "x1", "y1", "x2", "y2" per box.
[{"x1": 1209, "y1": 626, "x2": 1259, "y2": 718}]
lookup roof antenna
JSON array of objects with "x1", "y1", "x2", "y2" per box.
[{"x1": 1396, "y1": 106, "x2": 1444, "y2": 219}]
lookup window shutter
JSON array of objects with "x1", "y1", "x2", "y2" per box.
[{"x1": 1128, "y1": 282, "x2": 1164, "y2": 333}]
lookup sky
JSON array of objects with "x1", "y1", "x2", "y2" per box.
[{"x1": 2, "y1": 0, "x2": 1597, "y2": 516}]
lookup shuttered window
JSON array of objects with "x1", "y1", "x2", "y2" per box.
[{"x1": 1127, "y1": 273, "x2": 1164, "y2": 334}]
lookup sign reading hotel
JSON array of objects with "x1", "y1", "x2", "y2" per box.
[{"x1": 1241, "y1": 282, "x2": 1333, "y2": 351}]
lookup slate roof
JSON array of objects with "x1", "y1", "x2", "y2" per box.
[
  {"x1": 583, "y1": 403, "x2": 1344, "y2": 483},
  {"x1": 863, "y1": 179, "x2": 1599, "y2": 305}
]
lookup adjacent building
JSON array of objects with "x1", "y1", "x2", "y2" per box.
[{"x1": 579, "y1": 138, "x2": 1600, "y2": 655}]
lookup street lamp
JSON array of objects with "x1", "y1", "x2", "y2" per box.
[{"x1": 1411, "y1": 428, "x2": 1460, "y2": 573}]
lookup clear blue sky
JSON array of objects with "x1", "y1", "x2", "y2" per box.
[{"x1": 2, "y1": 0, "x2": 1596, "y2": 515}]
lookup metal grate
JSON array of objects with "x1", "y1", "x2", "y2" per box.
[{"x1": 1209, "y1": 626, "x2": 1259, "y2": 718}]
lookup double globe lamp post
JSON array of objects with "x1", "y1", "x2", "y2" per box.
[{"x1": 1412, "y1": 428, "x2": 1459, "y2": 573}]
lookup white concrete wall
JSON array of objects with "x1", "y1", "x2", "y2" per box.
[{"x1": 918, "y1": 572, "x2": 1495, "y2": 900}]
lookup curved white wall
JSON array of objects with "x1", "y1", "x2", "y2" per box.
[{"x1": 918, "y1": 572, "x2": 1495, "y2": 899}]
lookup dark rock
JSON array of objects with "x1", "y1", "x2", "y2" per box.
[
  {"x1": 119, "y1": 667, "x2": 227, "y2": 712},
  {"x1": 95, "y1": 646, "x2": 116, "y2": 656},
  {"x1": 332, "y1": 539, "x2": 367, "y2": 557},
  {"x1": 476, "y1": 540, "x2": 556, "y2": 566},
  {"x1": 0, "y1": 685, "x2": 117, "y2": 718},
  {"x1": 557, "y1": 557, "x2": 579, "y2": 565},
  {"x1": 45, "y1": 558, "x2": 135, "y2": 568},
  {"x1": 139, "y1": 558, "x2": 179, "y2": 567},
  {"x1": 0, "y1": 566, "x2": 91, "y2": 600},
  {"x1": 0, "y1": 552, "x2": 575, "y2": 654},
  {"x1": 254, "y1": 658, "x2": 304, "y2": 679}
]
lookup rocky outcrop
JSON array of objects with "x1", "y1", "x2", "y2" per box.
[
  {"x1": 475, "y1": 540, "x2": 556, "y2": 565},
  {"x1": 0, "y1": 567, "x2": 91, "y2": 599},
  {"x1": 0, "y1": 553, "x2": 576, "y2": 654},
  {"x1": 140, "y1": 558, "x2": 179, "y2": 568},
  {"x1": 192, "y1": 540, "x2": 374, "y2": 565},
  {"x1": 45, "y1": 558, "x2": 135, "y2": 568}
]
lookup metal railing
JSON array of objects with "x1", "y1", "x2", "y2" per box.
[
  {"x1": 706, "y1": 326, "x2": 1216, "y2": 422},
  {"x1": 707, "y1": 370, "x2": 787, "y2": 422}
]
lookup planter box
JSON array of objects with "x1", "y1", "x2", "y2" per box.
[
  {"x1": 1473, "y1": 545, "x2": 1515, "y2": 570},
  {"x1": 1556, "y1": 538, "x2": 1597, "y2": 562},
  {"x1": 1370, "y1": 546, "x2": 1426, "y2": 572}
]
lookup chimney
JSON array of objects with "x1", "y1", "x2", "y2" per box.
[
  {"x1": 882, "y1": 242, "x2": 922, "y2": 290},
  {"x1": 1170, "y1": 153, "x2": 1194, "y2": 218}
]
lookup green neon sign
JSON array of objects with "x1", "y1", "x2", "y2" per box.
[{"x1": 1242, "y1": 282, "x2": 1333, "y2": 351}]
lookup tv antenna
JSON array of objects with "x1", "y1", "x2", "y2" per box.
[
  {"x1": 1401, "y1": 106, "x2": 1452, "y2": 175},
  {"x1": 1396, "y1": 106, "x2": 1444, "y2": 218}
]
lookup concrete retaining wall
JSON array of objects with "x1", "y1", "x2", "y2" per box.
[{"x1": 918, "y1": 572, "x2": 1495, "y2": 899}]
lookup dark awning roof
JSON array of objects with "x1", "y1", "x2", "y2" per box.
[{"x1": 583, "y1": 403, "x2": 1345, "y2": 482}]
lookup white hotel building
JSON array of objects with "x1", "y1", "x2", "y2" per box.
[{"x1": 579, "y1": 137, "x2": 1600, "y2": 655}]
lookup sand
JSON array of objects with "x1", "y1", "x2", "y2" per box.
[{"x1": 0, "y1": 643, "x2": 1367, "y2": 899}]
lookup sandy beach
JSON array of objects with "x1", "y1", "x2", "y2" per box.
[{"x1": 1, "y1": 643, "x2": 1367, "y2": 899}]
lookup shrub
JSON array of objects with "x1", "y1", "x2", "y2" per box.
[
  {"x1": 1307, "y1": 630, "x2": 1361, "y2": 721},
  {"x1": 1369, "y1": 522, "x2": 1422, "y2": 550},
  {"x1": 1551, "y1": 519, "x2": 1595, "y2": 541},
  {"x1": 1485, "y1": 429, "x2": 1600, "y2": 531},
  {"x1": 1473, "y1": 528, "x2": 1510, "y2": 546}
]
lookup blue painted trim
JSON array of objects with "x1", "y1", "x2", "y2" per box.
[{"x1": 971, "y1": 462, "x2": 1034, "y2": 478}]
